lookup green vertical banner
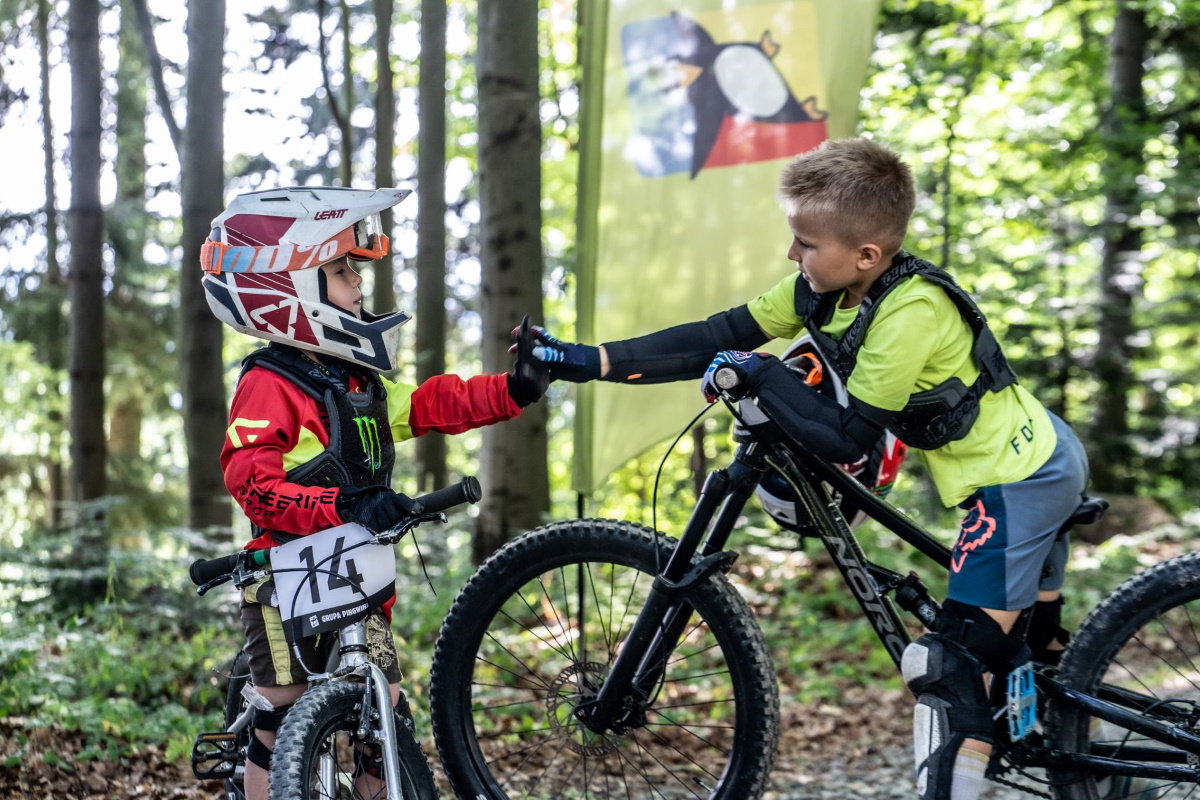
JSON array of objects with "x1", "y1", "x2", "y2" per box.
[{"x1": 575, "y1": 0, "x2": 881, "y2": 493}]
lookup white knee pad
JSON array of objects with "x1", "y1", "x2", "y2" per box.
[{"x1": 904, "y1": 635, "x2": 994, "y2": 800}]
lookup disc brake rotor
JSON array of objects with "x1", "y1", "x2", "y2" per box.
[{"x1": 545, "y1": 662, "x2": 626, "y2": 755}]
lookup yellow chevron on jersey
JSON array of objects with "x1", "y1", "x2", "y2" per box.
[
  {"x1": 282, "y1": 424, "x2": 325, "y2": 472},
  {"x1": 227, "y1": 418, "x2": 271, "y2": 448}
]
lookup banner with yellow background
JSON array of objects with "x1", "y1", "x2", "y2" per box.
[{"x1": 574, "y1": 0, "x2": 881, "y2": 492}]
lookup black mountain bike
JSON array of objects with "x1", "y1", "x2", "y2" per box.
[
  {"x1": 190, "y1": 478, "x2": 480, "y2": 800},
  {"x1": 428, "y1": 376, "x2": 1200, "y2": 799}
]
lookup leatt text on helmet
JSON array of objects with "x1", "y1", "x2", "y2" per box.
[{"x1": 314, "y1": 209, "x2": 348, "y2": 220}]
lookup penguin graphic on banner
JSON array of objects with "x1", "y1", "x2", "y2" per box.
[{"x1": 622, "y1": 10, "x2": 829, "y2": 179}]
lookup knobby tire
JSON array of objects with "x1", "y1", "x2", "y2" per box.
[
  {"x1": 1047, "y1": 552, "x2": 1200, "y2": 800},
  {"x1": 269, "y1": 680, "x2": 438, "y2": 800},
  {"x1": 223, "y1": 648, "x2": 251, "y2": 800},
  {"x1": 429, "y1": 518, "x2": 780, "y2": 800}
]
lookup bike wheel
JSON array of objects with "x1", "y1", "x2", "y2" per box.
[
  {"x1": 269, "y1": 680, "x2": 438, "y2": 800},
  {"x1": 430, "y1": 518, "x2": 780, "y2": 800},
  {"x1": 223, "y1": 649, "x2": 252, "y2": 800},
  {"x1": 1047, "y1": 552, "x2": 1200, "y2": 800}
]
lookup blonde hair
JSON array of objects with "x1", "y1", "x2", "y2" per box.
[{"x1": 778, "y1": 138, "x2": 916, "y2": 255}]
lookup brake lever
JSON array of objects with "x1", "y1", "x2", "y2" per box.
[
  {"x1": 373, "y1": 512, "x2": 449, "y2": 545},
  {"x1": 196, "y1": 574, "x2": 233, "y2": 597}
]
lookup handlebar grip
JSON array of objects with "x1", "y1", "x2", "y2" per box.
[
  {"x1": 714, "y1": 366, "x2": 743, "y2": 391},
  {"x1": 415, "y1": 476, "x2": 482, "y2": 514},
  {"x1": 189, "y1": 552, "x2": 241, "y2": 586}
]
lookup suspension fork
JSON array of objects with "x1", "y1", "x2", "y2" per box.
[
  {"x1": 627, "y1": 477, "x2": 758, "y2": 701},
  {"x1": 338, "y1": 623, "x2": 407, "y2": 800},
  {"x1": 577, "y1": 451, "x2": 761, "y2": 735}
]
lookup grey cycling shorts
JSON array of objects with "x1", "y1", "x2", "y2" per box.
[{"x1": 945, "y1": 412, "x2": 1090, "y2": 611}]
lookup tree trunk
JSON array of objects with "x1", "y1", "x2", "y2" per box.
[
  {"x1": 113, "y1": 0, "x2": 148, "y2": 279},
  {"x1": 108, "y1": 0, "x2": 149, "y2": 468},
  {"x1": 1092, "y1": 3, "x2": 1147, "y2": 493},
  {"x1": 66, "y1": 0, "x2": 107, "y2": 605},
  {"x1": 67, "y1": 0, "x2": 106, "y2": 509},
  {"x1": 372, "y1": 0, "x2": 396, "y2": 315},
  {"x1": 339, "y1": 0, "x2": 353, "y2": 186},
  {"x1": 39, "y1": 0, "x2": 66, "y2": 529},
  {"x1": 473, "y1": 0, "x2": 548, "y2": 563},
  {"x1": 180, "y1": 0, "x2": 230, "y2": 532},
  {"x1": 690, "y1": 426, "x2": 707, "y2": 501},
  {"x1": 317, "y1": 0, "x2": 354, "y2": 187},
  {"x1": 415, "y1": 0, "x2": 447, "y2": 492}
]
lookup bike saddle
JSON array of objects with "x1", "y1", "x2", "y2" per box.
[{"x1": 1065, "y1": 496, "x2": 1109, "y2": 528}]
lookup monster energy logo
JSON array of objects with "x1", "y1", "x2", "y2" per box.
[{"x1": 353, "y1": 416, "x2": 383, "y2": 472}]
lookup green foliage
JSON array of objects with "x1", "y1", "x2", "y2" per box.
[
  {"x1": 863, "y1": 0, "x2": 1200, "y2": 504},
  {"x1": 0, "y1": 605, "x2": 240, "y2": 761}
]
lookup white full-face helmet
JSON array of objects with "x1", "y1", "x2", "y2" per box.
[
  {"x1": 748, "y1": 335, "x2": 908, "y2": 531},
  {"x1": 200, "y1": 186, "x2": 412, "y2": 372}
]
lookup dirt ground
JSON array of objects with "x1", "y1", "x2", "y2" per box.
[{"x1": 0, "y1": 692, "x2": 1044, "y2": 799}]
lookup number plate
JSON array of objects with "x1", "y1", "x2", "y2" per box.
[{"x1": 272, "y1": 524, "x2": 396, "y2": 643}]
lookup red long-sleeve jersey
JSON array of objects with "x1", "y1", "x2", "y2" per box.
[{"x1": 222, "y1": 366, "x2": 521, "y2": 551}]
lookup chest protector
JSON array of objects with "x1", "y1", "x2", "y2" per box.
[
  {"x1": 239, "y1": 345, "x2": 395, "y2": 542},
  {"x1": 794, "y1": 252, "x2": 1017, "y2": 450}
]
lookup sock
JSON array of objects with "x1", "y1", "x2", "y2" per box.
[{"x1": 950, "y1": 748, "x2": 989, "y2": 800}]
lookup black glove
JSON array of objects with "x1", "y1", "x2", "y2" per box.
[
  {"x1": 336, "y1": 486, "x2": 420, "y2": 532},
  {"x1": 508, "y1": 321, "x2": 601, "y2": 383},
  {"x1": 507, "y1": 315, "x2": 551, "y2": 407}
]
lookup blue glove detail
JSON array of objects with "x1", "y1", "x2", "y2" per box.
[
  {"x1": 700, "y1": 350, "x2": 771, "y2": 402},
  {"x1": 509, "y1": 324, "x2": 601, "y2": 383}
]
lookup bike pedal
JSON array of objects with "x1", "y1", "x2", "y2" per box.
[
  {"x1": 192, "y1": 732, "x2": 240, "y2": 780},
  {"x1": 1006, "y1": 663, "x2": 1038, "y2": 741}
]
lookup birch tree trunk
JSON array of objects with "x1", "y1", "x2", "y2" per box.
[
  {"x1": 474, "y1": 0, "x2": 548, "y2": 563},
  {"x1": 180, "y1": 0, "x2": 230, "y2": 531},
  {"x1": 415, "y1": 0, "x2": 448, "y2": 492},
  {"x1": 1092, "y1": 3, "x2": 1148, "y2": 493}
]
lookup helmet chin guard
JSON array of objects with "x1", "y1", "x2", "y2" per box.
[
  {"x1": 747, "y1": 335, "x2": 908, "y2": 532},
  {"x1": 200, "y1": 187, "x2": 412, "y2": 372}
]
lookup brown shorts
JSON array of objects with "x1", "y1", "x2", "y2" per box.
[{"x1": 239, "y1": 578, "x2": 402, "y2": 688}]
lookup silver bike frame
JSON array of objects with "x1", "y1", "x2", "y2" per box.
[{"x1": 312, "y1": 619, "x2": 405, "y2": 800}]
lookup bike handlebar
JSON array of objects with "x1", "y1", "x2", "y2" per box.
[
  {"x1": 188, "y1": 552, "x2": 242, "y2": 586},
  {"x1": 414, "y1": 476, "x2": 481, "y2": 514},
  {"x1": 188, "y1": 476, "x2": 482, "y2": 588}
]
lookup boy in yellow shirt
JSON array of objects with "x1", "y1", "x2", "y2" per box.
[{"x1": 522, "y1": 138, "x2": 1089, "y2": 800}]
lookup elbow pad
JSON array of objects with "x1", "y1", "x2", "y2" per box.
[
  {"x1": 602, "y1": 305, "x2": 769, "y2": 383},
  {"x1": 746, "y1": 357, "x2": 892, "y2": 463}
]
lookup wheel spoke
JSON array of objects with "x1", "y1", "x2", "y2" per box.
[
  {"x1": 668, "y1": 640, "x2": 722, "y2": 666},
  {"x1": 661, "y1": 669, "x2": 732, "y2": 682},
  {"x1": 647, "y1": 707, "x2": 732, "y2": 755},
  {"x1": 585, "y1": 559, "x2": 616, "y2": 658},
  {"x1": 509, "y1": 585, "x2": 580, "y2": 664},
  {"x1": 627, "y1": 729, "x2": 709, "y2": 798}
]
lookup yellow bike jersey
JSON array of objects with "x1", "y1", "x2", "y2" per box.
[{"x1": 748, "y1": 270, "x2": 1056, "y2": 507}]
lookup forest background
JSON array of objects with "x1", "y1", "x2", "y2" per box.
[{"x1": 1, "y1": 0, "x2": 1199, "y2": 795}]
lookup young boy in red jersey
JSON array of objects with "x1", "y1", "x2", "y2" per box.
[{"x1": 201, "y1": 186, "x2": 547, "y2": 799}]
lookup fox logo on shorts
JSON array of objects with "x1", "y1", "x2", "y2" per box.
[{"x1": 951, "y1": 499, "x2": 996, "y2": 573}]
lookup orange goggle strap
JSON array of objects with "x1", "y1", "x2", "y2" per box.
[
  {"x1": 347, "y1": 233, "x2": 388, "y2": 262},
  {"x1": 201, "y1": 226, "x2": 390, "y2": 275},
  {"x1": 795, "y1": 352, "x2": 824, "y2": 386}
]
